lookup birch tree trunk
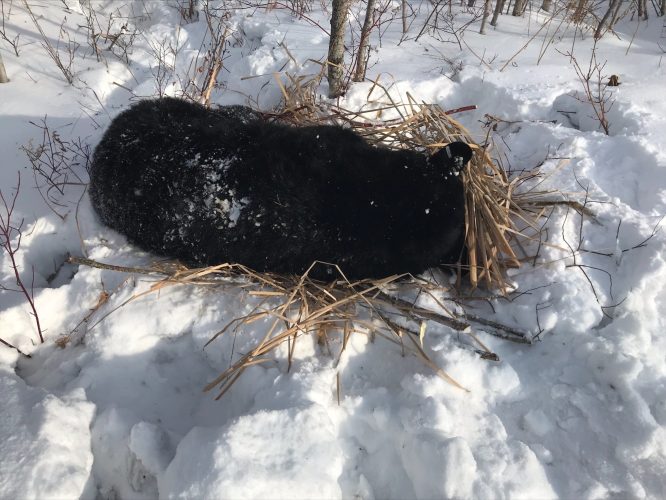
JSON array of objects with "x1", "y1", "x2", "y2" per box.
[
  {"x1": 353, "y1": 0, "x2": 377, "y2": 82},
  {"x1": 0, "y1": 53, "x2": 8, "y2": 83},
  {"x1": 540, "y1": 0, "x2": 552, "y2": 11},
  {"x1": 480, "y1": 0, "x2": 492, "y2": 33},
  {"x1": 328, "y1": 0, "x2": 352, "y2": 98}
]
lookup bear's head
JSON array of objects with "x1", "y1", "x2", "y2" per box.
[{"x1": 428, "y1": 141, "x2": 474, "y2": 175}]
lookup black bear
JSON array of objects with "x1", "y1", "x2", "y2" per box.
[{"x1": 89, "y1": 97, "x2": 472, "y2": 279}]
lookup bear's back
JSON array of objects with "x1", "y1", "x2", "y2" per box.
[{"x1": 89, "y1": 97, "x2": 467, "y2": 278}]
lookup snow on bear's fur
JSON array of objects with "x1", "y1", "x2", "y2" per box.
[{"x1": 89, "y1": 97, "x2": 472, "y2": 279}]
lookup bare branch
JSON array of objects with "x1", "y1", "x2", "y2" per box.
[{"x1": 0, "y1": 173, "x2": 44, "y2": 344}]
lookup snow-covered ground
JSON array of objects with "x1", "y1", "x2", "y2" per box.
[{"x1": 1, "y1": 1, "x2": 665, "y2": 498}]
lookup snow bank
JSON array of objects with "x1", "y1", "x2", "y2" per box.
[
  {"x1": 161, "y1": 406, "x2": 343, "y2": 499},
  {"x1": 0, "y1": 371, "x2": 95, "y2": 499}
]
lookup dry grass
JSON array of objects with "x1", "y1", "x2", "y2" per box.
[{"x1": 69, "y1": 256, "x2": 532, "y2": 398}]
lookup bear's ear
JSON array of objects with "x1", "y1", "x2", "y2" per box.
[{"x1": 429, "y1": 142, "x2": 473, "y2": 174}]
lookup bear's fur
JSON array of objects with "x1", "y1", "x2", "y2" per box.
[{"x1": 89, "y1": 97, "x2": 472, "y2": 279}]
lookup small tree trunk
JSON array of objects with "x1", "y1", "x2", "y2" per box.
[
  {"x1": 480, "y1": 0, "x2": 492, "y2": 33},
  {"x1": 467, "y1": 0, "x2": 476, "y2": 6},
  {"x1": 540, "y1": 0, "x2": 552, "y2": 11},
  {"x1": 328, "y1": 0, "x2": 351, "y2": 98},
  {"x1": 490, "y1": 0, "x2": 505, "y2": 26},
  {"x1": 608, "y1": 0, "x2": 624, "y2": 30},
  {"x1": 595, "y1": 0, "x2": 620, "y2": 38},
  {"x1": 661, "y1": 0, "x2": 665, "y2": 16},
  {"x1": 402, "y1": 0, "x2": 408, "y2": 33},
  {"x1": 352, "y1": 0, "x2": 377, "y2": 82},
  {"x1": 0, "y1": 53, "x2": 8, "y2": 83},
  {"x1": 512, "y1": 0, "x2": 526, "y2": 15}
]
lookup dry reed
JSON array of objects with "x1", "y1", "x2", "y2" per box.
[{"x1": 69, "y1": 255, "x2": 532, "y2": 399}]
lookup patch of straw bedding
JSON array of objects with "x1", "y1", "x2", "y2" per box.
[{"x1": 68, "y1": 256, "x2": 529, "y2": 396}]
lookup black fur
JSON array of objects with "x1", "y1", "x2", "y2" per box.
[{"x1": 89, "y1": 97, "x2": 472, "y2": 279}]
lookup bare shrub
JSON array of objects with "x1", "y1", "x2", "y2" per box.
[
  {"x1": 1, "y1": 0, "x2": 20, "y2": 56},
  {"x1": 20, "y1": 119, "x2": 91, "y2": 221},
  {"x1": 77, "y1": 1, "x2": 142, "y2": 66},
  {"x1": 560, "y1": 42, "x2": 614, "y2": 135},
  {"x1": 563, "y1": 0, "x2": 648, "y2": 38},
  {"x1": 80, "y1": 2, "x2": 104, "y2": 63},
  {"x1": 262, "y1": 0, "x2": 317, "y2": 17},
  {"x1": 285, "y1": 0, "x2": 316, "y2": 16},
  {"x1": 415, "y1": 1, "x2": 481, "y2": 48},
  {"x1": 179, "y1": 3, "x2": 232, "y2": 106},
  {"x1": 350, "y1": 0, "x2": 402, "y2": 81},
  {"x1": 22, "y1": 0, "x2": 78, "y2": 84},
  {"x1": 146, "y1": 36, "x2": 179, "y2": 97},
  {"x1": 0, "y1": 174, "x2": 44, "y2": 346}
]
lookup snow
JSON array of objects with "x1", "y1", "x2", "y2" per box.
[
  {"x1": 160, "y1": 406, "x2": 344, "y2": 499},
  {"x1": 1, "y1": 1, "x2": 666, "y2": 499},
  {"x1": 0, "y1": 371, "x2": 95, "y2": 499}
]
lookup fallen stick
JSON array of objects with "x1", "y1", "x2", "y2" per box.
[{"x1": 68, "y1": 256, "x2": 166, "y2": 275}]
